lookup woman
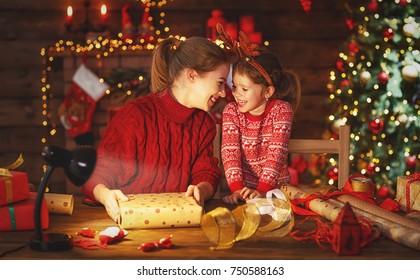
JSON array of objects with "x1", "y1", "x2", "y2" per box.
[{"x1": 83, "y1": 36, "x2": 230, "y2": 221}]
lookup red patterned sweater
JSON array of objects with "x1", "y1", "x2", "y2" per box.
[
  {"x1": 221, "y1": 100, "x2": 293, "y2": 193},
  {"x1": 83, "y1": 90, "x2": 221, "y2": 201}
]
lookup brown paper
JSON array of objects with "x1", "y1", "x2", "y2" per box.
[
  {"x1": 280, "y1": 184, "x2": 420, "y2": 251},
  {"x1": 44, "y1": 193, "x2": 74, "y2": 215},
  {"x1": 396, "y1": 176, "x2": 420, "y2": 212},
  {"x1": 118, "y1": 193, "x2": 203, "y2": 229}
]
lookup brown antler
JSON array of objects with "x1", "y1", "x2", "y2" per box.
[{"x1": 216, "y1": 23, "x2": 273, "y2": 86}]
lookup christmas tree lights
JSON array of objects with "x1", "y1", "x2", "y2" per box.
[{"x1": 321, "y1": 0, "x2": 419, "y2": 195}]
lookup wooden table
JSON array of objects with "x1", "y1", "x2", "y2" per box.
[{"x1": 0, "y1": 196, "x2": 419, "y2": 260}]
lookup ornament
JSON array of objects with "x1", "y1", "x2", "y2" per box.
[
  {"x1": 377, "y1": 71, "x2": 389, "y2": 85},
  {"x1": 397, "y1": 113, "x2": 408, "y2": 125},
  {"x1": 368, "y1": 118, "x2": 384, "y2": 134},
  {"x1": 367, "y1": 1, "x2": 378, "y2": 12},
  {"x1": 359, "y1": 71, "x2": 371, "y2": 85},
  {"x1": 347, "y1": 41, "x2": 359, "y2": 55},
  {"x1": 339, "y1": 79, "x2": 351, "y2": 89},
  {"x1": 403, "y1": 23, "x2": 416, "y2": 37},
  {"x1": 336, "y1": 60, "x2": 345, "y2": 72},
  {"x1": 345, "y1": 18, "x2": 355, "y2": 30},
  {"x1": 327, "y1": 167, "x2": 339, "y2": 181},
  {"x1": 406, "y1": 155, "x2": 417, "y2": 169},
  {"x1": 300, "y1": 0, "x2": 312, "y2": 13},
  {"x1": 366, "y1": 162, "x2": 376, "y2": 175},
  {"x1": 399, "y1": 0, "x2": 408, "y2": 6},
  {"x1": 376, "y1": 185, "x2": 390, "y2": 199},
  {"x1": 331, "y1": 118, "x2": 346, "y2": 134},
  {"x1": 402, "y1": 65, "x2": 419, "y2": 83},
  {"x1": 383, "y1": 28, "x2": 395, "y2": 40}
]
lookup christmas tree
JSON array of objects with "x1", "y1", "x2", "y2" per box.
[{"x1": 322, "y1": 0, "x2": 419, "y2": 196}]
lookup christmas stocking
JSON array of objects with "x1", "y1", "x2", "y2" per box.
[{"x1": 58, "y1": 64, "x2": 109, "y2": 145}]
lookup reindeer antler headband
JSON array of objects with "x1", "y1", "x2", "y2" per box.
[{"x1": 216, "y1": 23, "x2": 273, "y2": 86}]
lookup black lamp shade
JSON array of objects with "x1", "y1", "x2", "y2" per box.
[{"x1": 42, "y1": 145, "x2": 96, "y2": 186}]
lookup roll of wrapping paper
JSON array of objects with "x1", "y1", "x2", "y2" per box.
[
  {"x1": 44, "y1": 193, "x2": 74, "y2": 215},
  {"x1": 280, "y1": 184, "x2": 420, "y2": 251},
  {"x1": 337, "y1": 195, "x2": 420, "y2": 232}
]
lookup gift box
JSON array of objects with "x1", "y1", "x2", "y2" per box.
[
  {"x1": 0, "y1": 192, "x2": 49, "y2": 231},
  {"x1": 396, "y1": 174, "x2": 420, "y2": 212},
  {"x1": 0, "y1": 171, "x2": 30, "y2": 206},
  {"x1": 118, "y1": 193, "x2": 203, "y2": 229}
]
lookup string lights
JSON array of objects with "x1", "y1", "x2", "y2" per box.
[{"x1": 40, "y1": 1, "x2": 176, "y2": 146}]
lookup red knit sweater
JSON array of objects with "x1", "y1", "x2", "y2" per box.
[
  {"x1": 221, "y1": 100, "x2": 293, "y2": 193},
  {"x1": 83, "y1": 90, "x2": 221, "y2": 201}
]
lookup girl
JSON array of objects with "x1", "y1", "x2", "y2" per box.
[
  {"x1": 220, "y1": 29, "x2": 301, "y2": 204},
  {"x1": 83, "y1": 36, "x2": 230, "y2": 221}
]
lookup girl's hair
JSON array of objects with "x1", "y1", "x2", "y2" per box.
[
  {"x1": 234, "y1": 50, "x2": 301, "y2": 112},
  {"x1": 151, "y1": 36, "x2": 229, "y2": 93}
]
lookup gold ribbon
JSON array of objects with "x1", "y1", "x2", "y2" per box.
[
  {"x1": 201, "y1": 189, "x2": 294, "y2": 250},
  {"x1": 1, "y1": 154, "x2": 24, "y2": 204}
]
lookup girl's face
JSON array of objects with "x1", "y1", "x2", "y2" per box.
[
  {"x1": 232, "y1": 72, "x2": 268, "y2": 116},
  {"x1": 190, "y1": 63, "x2": 230, "y2": 112}
]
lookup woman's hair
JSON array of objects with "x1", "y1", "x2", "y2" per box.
[
  {"x1": 234, "y1": 50, "x2": 301, "y2": 112},
  {"x1": 151, "y1": 37, "x2": 229, "y2": 93}
]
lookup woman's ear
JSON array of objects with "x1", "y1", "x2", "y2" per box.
[
  {"x1": 186, "y1": 68, "x2": 198, "y2": 82},
  {"x1": 265, "y1": 86, "x2": 275, "y2": 99}
]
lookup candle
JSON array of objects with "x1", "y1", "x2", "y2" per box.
[
  {"x1": 66, "y1": 6, "x2": 73, "y2": 26},
  {"x1": 240, "y1": 15, "x2": 254, "y2": 34},
  {"x1": 248, "y1": 32, "x2": 262, "y2": 45},
  {"x1": 225, "y1": 22, "x2": 238, "y2": 41},
  {"x1": 100, "y1": 4, "x2": 108, "y2": 27}
]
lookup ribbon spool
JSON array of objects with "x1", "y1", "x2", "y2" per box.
[
  {"x1": 351, "y1": 177, "x2": 373, "y2": 193},
  {"x1": 201, "y1": 189, "x2": 294, "y2": 250}
]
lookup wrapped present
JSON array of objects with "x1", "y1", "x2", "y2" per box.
[
  {"x1": 1, "y1": 154, "x2": 30, "y2": 206},
  {"x1": 396, "y1": 174, "x2": 420, "y2": 212},
  {"x1": 118, "y1": 193, "x2": 203, "y2": 229},
  {"x1": 0, "y1": 192, "x2": 49, "y2": 231}
]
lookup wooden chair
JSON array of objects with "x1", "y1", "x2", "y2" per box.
[
  {"x1": 288, "y1": 125, "x2": 350, "y2": 189},
  {"x1": 213, "y1": 124, "x2": 351, "y2": 197}
]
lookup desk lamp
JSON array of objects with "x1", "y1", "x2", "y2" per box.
[{"x1": 30, "y1": 145, "x2": 96, "y2": 251}]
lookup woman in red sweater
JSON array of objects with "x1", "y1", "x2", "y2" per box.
[
  {"x1": 220, "y1": 29, "x2": 301, "y2": 204},
  {"x1": 83, "y1": 37, "x2": 230, "y2": 221}
]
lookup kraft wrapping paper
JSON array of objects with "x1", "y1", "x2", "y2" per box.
[
  {"x1": 44, "y1": 193, "x2": 74, "y2": 215},
  {"x1": 396, "y1": 176, "x2": 420, "y2": 212},
  {"x1": 280, "y1": 184, "x2": 420, "y2": 251}
]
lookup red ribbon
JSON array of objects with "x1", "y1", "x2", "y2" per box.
[
  {"x1": 405, "y1": 172, "x2": 420, "y2": 212},
  {"x1": 290, "y1": 174, "x2": 376, "y2": 216}
]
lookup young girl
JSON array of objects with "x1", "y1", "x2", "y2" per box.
[
  {"x1": 220, "y1": 28, "x2": 301, "y2": 204},
  {"x1": 82, "y1": 36, "x2": 230, "y2": 221}
]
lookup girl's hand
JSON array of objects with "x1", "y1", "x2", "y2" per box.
[
  {"x1": 93, "y1": 184, "x2": 129, "y2": 222},
  {"x1": 240, "y1": 187, "x2": 264, "y2": 200},
  {"x1": 222, "y1": 190, "x2": 244, "y2": 204}
]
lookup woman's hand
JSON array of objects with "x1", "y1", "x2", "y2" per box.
[
  {"x1": 222, "y1": 190, "x2": 244, "y2": 204},
  {"x1": 185, "y1": 182, "x2": 214, "y2": 207},
  {"x1": 93, "y1": 184, "x2": 129, "y2": 222}
]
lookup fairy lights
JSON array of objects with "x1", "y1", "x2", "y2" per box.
[{"x1": 41, "y1": 2, "x2": 175, "y2": 146}]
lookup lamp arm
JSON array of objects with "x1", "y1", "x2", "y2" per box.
[{"x1": 33, "y1": 165, "x2": 55, "y2": 242}]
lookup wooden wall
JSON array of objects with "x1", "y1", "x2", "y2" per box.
[{"x1": 0, "y1": 0, "x2": 357, "y2": 193}]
